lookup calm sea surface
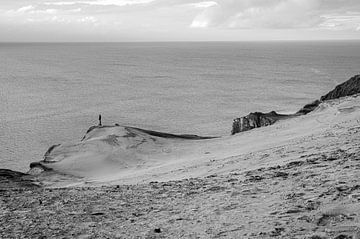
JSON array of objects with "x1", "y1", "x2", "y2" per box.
[{"x1": 1, "y1": 41, "x2": 360, "y2": 171}]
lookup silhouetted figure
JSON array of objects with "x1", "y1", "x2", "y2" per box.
[
  {"x1": 231, "y1": 118, "x2": 240, "y2": 135},
  {"x1": 98, "y1": 114, "x2": 102, "y2": 126}
]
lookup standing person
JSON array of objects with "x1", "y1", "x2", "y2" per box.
[
  {"x1": 98, "y1": 114, "x2": 102, "y2": 126},
  {"x1": 231, "y1": 118, "x2": 240, "y2": 135}
]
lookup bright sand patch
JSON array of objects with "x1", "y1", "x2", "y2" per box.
[{"x1": 31, "y1": 95, "x2": 360, "y2": 187}]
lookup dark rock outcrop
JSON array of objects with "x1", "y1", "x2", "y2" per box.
[
  {"x1": 132, "y1": 127, "x2": 217, "y2": 140},
  {"x1": 231, "y1": 75, "x2": 360, "y2": 135},
  {"x1": 83, "y1": 125, "x2": 217, "y2": 141},
  {"x1": 296, "y1": 100, "x2": 321, "y2": 115},
  {"x1": 320, "y1": 75, "x2": 360, "y2": 101},
  {"x1": 231, "y1": 111, "x2": 291, "y2": 135},
  {"x1": 43, "y1": 144, "x2": 61, "y2": 160},
  {"x1": 0, "y1": 169, "x2": 40, "y2": 189}
]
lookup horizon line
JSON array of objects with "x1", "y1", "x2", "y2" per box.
[{"x1": 1, "y1": 39, "x2": 360, "y2": 44}]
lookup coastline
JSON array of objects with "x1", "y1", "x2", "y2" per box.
[
  {"x1": 1, "y1": 76, "x2": 360, "y2": 238},
  {"x1": 2, "y1": 94, "x2": 360, "y2": 237}
]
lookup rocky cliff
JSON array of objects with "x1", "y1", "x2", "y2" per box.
[
  {"x1": 231, "y1": 74, "x2": 360, "y2": 135},
  {"x1": 231, "y1": 111, "x2": 291, "y2": 135},
  {"x1": 320, "y1": 75, "x2": 360, "y2": 101}
]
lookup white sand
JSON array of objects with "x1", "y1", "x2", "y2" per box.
[{"x1": 35, "y1": 94, "x2": 360, "y2": 187}]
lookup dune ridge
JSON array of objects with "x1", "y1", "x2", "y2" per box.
[{"x1": 17, "y1": 75, "x2": 359, "y2": 187}]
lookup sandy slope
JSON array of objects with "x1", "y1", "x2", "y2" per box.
[
  {"x1": 31, "y1": 94, "x2": 360, "y2": 188},
  {"x1": 2, "y1": 95, "x2": 360, "y2": 238}
]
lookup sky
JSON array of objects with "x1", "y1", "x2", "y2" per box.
[{"x1": 0, "y1": 0, "x2": 360, "y2": 41}]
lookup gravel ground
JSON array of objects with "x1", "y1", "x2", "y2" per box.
[{"x1": 1, "y1": 142, "x2": 360, "y2": 238}]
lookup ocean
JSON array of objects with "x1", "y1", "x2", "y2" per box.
[{"x1": 1, "y1": 41, "x2": 360, "y2": 171}]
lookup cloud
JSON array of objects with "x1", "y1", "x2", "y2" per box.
[
  {"x1": 6, "y1": 5, "x2": 35, "y2": 15},
  {"x1": 191, "y1": 0, "x2": 324, "y2": 29},
  {"x1": 320, "y1": 13, "x2": 360, "y2": 30},
  {"x1": 78, "y1": 16, "x2": 98, "y2": 23},
  {"x1": 16, "y1": 5, "x2": 35, "y2": 13},
  {"x1": 45, "y1": 0, "x2": 155, "y2": 7},
  {"x1": 187, "y1": 1, "x2": 218, "y2": 8},
  {"x1": 6, "y1": 5, "x2": 61, "y2": 17},
  {"x1": 69, "y1": 8, "x2": 82, "y2": 12},
  {"x1": 31, "y1": 9, "x2": 58, "y2": 14},
  {"x1": 190, "y1": 0, "x2": 360, "y2": 30},
  {"x1": 3, "y1": 3, "x2": 93, "y2": 26},
  {"x1": 1, "y1": 0, "x2": 360, "y2": 41}
]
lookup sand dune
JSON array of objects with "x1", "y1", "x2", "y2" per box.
[
  {"x1": 3, "y1": 94, "x2": 360, "y2": 238},
  {"x1": 28, "y1": 94, "x2": 360, "y2": 187}
]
